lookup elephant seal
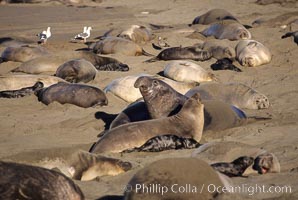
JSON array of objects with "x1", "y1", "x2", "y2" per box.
[
  {"x1": 104, "y1": 74, "x2": 197, "y2": 103},
  {"x1": 210, "y1": 58, "x2": 242, "y2": 72},
  {"x1": 195, "y1": 39, "x2": 236, "y2": 60},
  {"x1": 92, "y1": 36, "x2": 153, "y2": 56},
  {"x1": 122, "y1": 134, "x2": 201, "y2": 153},
  {"x1": 191, "y1": 9, "x2": 238, "y2": 25},
  {"x1": 0, "y1": 74, "x2": 65, "y2": 91},
  {"x1": 281, "y1": 31, "x2": 298, "y2": 45},
  {"x1": 163, "y1": 60, "x2": 216, "y2": 83},
  {"x1": 201, "y1": 20, "x2": 252, "y2": 40},
  {"x1": 37, "y1": 82, "x2": 108, "y2": 108},
  {"x1": 253, "y1": 152, "x2": 281, "y2": 174},
  {"x1": 1, "y1": 45, "x2": 50, "y2": 63},
  {"x1": 124, "y1": 158, "x2": 225, "y2": 200},
  {"x1": 55, "y1": 59, "x2": 97, "y2": 83},
  {"x1": 211, "y1": 156, "x2": 254, "y2": 177},
  {"x1": 90, "y1": 93, "x2": 204, "y2": 153},
  {"x1": 236, "y1": 40, "x2": 272, "y2": 67},
  {"x1": 12, "y1": 51, "x2": 129, "y2": 74},
  {"x1": 68, "y1": 150, "x2": 132, "y2": 181},
  {"x1": 185, "y1": 82, "x2": 270, "y2": 109},
  {"x1": 0, "y1": 36, "x2": 34, "y2": 47},
  {"x1": 145, "y1": 46, "x2": 212, "y2": 62},
  {"x1": 118, "y1": 25, "x2": 155, "y2": 44},
  {"x1": 0, "y1": 161, "x2": 84, "y2": 200},
  {"x1": 0, "y1": 81, "x2": 44, "y2": 98}
]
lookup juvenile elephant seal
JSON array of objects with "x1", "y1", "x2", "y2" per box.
[
  {"x1": 281, "y1": 31, "x2": 298, "y2": 45},
  {"x1": 68, "y1": 150, "x2": 132, "y2": 181},
  {"x1": 55, "y1": 59, "x2": 97, "y2": 83},
  {"x1": 253, "y1": 152, "x2": 281, "y2": 174},
  {"x1": 1, "y1": 45, "x2": 50, "y2": 63},
  {"x1": 12, "y1": 51, "x2": 129, "y2": 74},
  {"x1": 210, "y1": 58, "x2": 242, "y2": 72},
  {"x1": 104, "y1": 74, "x2": 196, "y2": 103},
  {"x1": 185, "y1": 82, "x2": 270, "y2": 109},
  {"x1": 90, "y1": 93, "x2": 204, "y2": 153},
  {"x1": 201, "y1": 20, "x2": 252, "y2": 40},
  {"x1": 191, "y1": 9, "x2": 238, "y2": 25},
  {"x1": 0, "y1": 81, "x2": 43, "y2": 98},
  {"x1": 236, "y1": 40, "x2": 272, "y2": 67},
  {"x1": 118, "y1": 25, "x2": 155, "y2": 44},
  {"x1": 37, "y1": 82, "x2": 108, "y2": 108},
  {"x1": 0, "y1": 74, "x2": 65, "y2": 91},
  {"x1": 145, "y1": 46, "x2": 212, "y2": 62},
  {"x1": 0, "y1": 161, "x2": 84, "y2": 200},
  {"x1": 122, "y1": 134, "x2": 201, "y2": 153},
  {"x1": 211, "y1": 156, "x2": 254, "y2": 177},
  {"x1": 163, "y1": 60, "x2": 216, "y2": 83},
  {"x1": 124, "y1": 158, "x2": 225, "y2": 200},
  {"x1": 92, "y1": 36, "x2": 153, "y2": 56}
]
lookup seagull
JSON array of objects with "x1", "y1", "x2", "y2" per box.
[
  {"x1": 37, "y1": 27, "x2": 51, "y2": 44},
  {"x1": 73, "y1": 26, "x2": 92, "y2": 43}
]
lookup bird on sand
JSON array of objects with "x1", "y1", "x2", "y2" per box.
[
  {"x1": 36, "y1": 27, "x2": 51, "y2": 44},
  {"x1": 73, "y1": 26, "x2": 92, "y2": 43}
]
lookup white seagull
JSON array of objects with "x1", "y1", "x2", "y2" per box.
[
  {"x1": 37, "y1": 27, "x2": 51, "y2": 44},
  {"x1": 74, "y1": 26, "x2": 92, "y2": 43}
]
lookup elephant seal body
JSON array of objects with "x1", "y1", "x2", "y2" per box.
[
  {"x1": 90, "y1": 93, "x2": 204, "y2": 153},
  {"x1": 281, "y1": 31, "x2": 298, "y2": 45},
  {"x1": 37, "y1": 82, "x2": 108, "y2": 108},
  {"x1": 236, "y1": 40, "x2": 272, "y2": 67},
  {"x1": 118, "y1": 25, "x2": 155, "y2": 44},
  {"x1": 1, "y1": 45, "x2": 49, "y2": 62},
  {"x1": 146, "y1": 46, "x2": 212, "y2": 62},
  {"x1": 185, "y1": 82, "x2": 270, "y2": 109},
  {"x1": 0, "y1": 81, "x2": 44, "y2": 98},
  {"x1": 211, "y1": 156, "x2": 254, "y2": 177},
  {"x1": 201, "y1": 20, "x2": 251, "y2": 40},
  {"x1": 55, "y1": 59, "x2": 97, "y2": 83},
  {"x1": 0, "y1": 74, "x2": 65, "y2": 91},
  {"x1": 163, "y1": 60, "x2": 216, "y2": 83},
  {"x1": 191, "y1": 9, "x2": 238, "y2": 25},
  {"x1": 92, "y1": 36, "x2": 151, "y2": 56},
  {"x1": 0, "y1": 161, "x2": 84, "y2": 200},
  {"x1": 68, "y1": 151, "x2": 132, "y2": 181},
  {"x1": 122, "y1": 134, "x2": 201, "y2": 153},
  {"x1": 124, "y1": 158, "x2": 224, "y2": 200}
]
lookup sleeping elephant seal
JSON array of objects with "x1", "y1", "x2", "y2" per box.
[
  {"x1": 124, "y1": 158, "x2": 225, "y2": 200},
  {"x1": 55, "y1": 59, "x2": 97, "y2": 83},
  {"x1": 236, "y1": 40, "x2": 272, "y2": 67},
  {"x1": 0, "y1": 81, "x2": 44, "y2": 98},
  {"x1": 0, "y1": 161, "x2": 84, "y2": 200},
  {"x1": 185, "y1": 82, "x2": 270, "y2": 109},
  {"x1": 37, "y1": 82, "x2": 108, "y2": 108},
  {"x1": 191, "y1": 9, "x2": 238, "y2": 25},
  {"x1": 90, "y1": 93, "x2": 204, "y2": 153},
  {"x1": 201, "y1": 20, "x2": 251, "y2": 40},
  {"x1": 92, "y1": 36, "x2": 153, "y2": 56},
  {"x1": 145, "y1": 46, "x2": 212, "y2": 62},
  {"x1": 118, "y1": 25, "x2": 155, "y2": 44},
  {"x1": 1, "y1": 45, "x2": 50, "y2": 63}
]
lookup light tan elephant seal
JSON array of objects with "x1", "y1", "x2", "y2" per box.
[
  {"x1": 124, "y1": 158, "x2": 225, "y2": 200},
  {"x1": 236, "y1": 39, "x2": 272, "y2": 67},
  {"x1": 55, "y1": 59, "x2": 97, "y2": 83},
  {"x1": 90, "y1": 93, "x2": 204, "y2": 153},
  {"x1": 118, "y1": 25, "x2": 155, "y2": 44}
]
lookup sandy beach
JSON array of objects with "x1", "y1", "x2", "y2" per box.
[{"x1": 0, "y1": 0, "x2": 298, "y2": 199}]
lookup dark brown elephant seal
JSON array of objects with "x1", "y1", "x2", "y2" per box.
[
  {"x1": 124, "y1": 158, "x2": 225, "y2": 200},
  {"x1": 185, "y1": 82, "x2": 270, "y2": 110},
  {"x1": 145, "y1": 46, "x2": 212, "y2": 62},
  {"x1": 191, "y1": 9, "x2": 238, "y2": 25},
  {"x1": 0, "y1": 161, "x2": 84, "y2": 200},
  {"x1": 55, "y1": 59, "x2": 97, "y2": 83},
  {"x1": 1, "y1": 45, "x2": 49, "y2": 63},
  {"x1": 201, "y1": 20, "x2": 251, "y2": 40},
  {"x1": 253, "y1": 152, "x2": 281, "y2": 174},
  {"x1": 37, "y1": 82, "x2": 108, "y2": 108},
  {"x1": 0, "y1": 81, "x2": 44, "y2": 98},
  {"x1": 90, "y1": 93, "x2": 204, "y2": 153},
  {"x1": 282, "y1": 31, "x2": 298, "y2": 45}
]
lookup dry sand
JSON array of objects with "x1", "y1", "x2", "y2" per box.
[{"x1": 0, "y1": 0, "x2": 298, "y2": 199}]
